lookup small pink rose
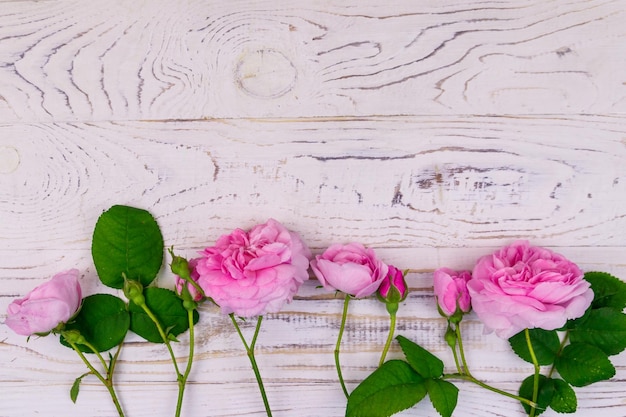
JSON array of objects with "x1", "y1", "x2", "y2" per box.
[
  {"x1": 433, "y1": 268, "x2": 472, "y2": 317},
  {"x1": 6, "y1": 269, "x2": 82, "y2": 336},
  {"x1": 377, "y1": 265, "x2": 408, "y2": 304},
  {"x1": 468, "y1": 240, "x2": 593, "y2": 339},
  {"x1": 195, "y1": 219, "x2": 311, "y2": 318},
  {"x1": 310, "y1": 243, "x2": 388, "y2": 298},
  {"x1": 175, "y1": 258, "x2": 203, "y2": 302}
]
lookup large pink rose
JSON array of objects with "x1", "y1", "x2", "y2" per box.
[
  {"x1": 468, "y1": 240, "x2": 593, "y2": 338},
  {"x1": 6, "y1": 269, "x2": 82, "y2": 336},
  {"x1": 310, "y1": 243, "x2": 388, "y2": 298},
  {"x1": 195, "y1": 219, "x2": 311, "y2": 317},
  {"x1": 433, "y1": 268, "x2": 472, "y2": 317}
]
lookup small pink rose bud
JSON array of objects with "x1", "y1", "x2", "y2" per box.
[
  {"x1": 433, "y1": 268, "x2": 472, "y2": 320},
  {"x1": 377, "y1": 265, "x2": 409, "y2": 306},
  {"x1": 175, "y1": 258, "x2": 203, "y2": 302}
]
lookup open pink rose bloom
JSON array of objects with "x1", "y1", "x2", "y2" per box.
[
  {"x1": 467, "y1": 240, "x2": 594, "y2": 339},
  {"x1": 311, "y1": 242, "x2": 389, "y2": 298},
  {"x1": 195, "y1": 219, "x2": 311, "y2": 318},
  {"x1": 5, "y1": 269, "x2": 82, "y2": 336}
]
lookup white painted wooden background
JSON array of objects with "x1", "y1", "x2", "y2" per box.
[{"x1": 1, "y1": 1, "x2": 625, "y2": 416}]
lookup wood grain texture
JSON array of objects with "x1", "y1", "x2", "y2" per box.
[
  {"x1": 0, "y1": 0, "x2": 624, "y2": 121},
  {"x1": 1, "y1": 116, "x2": 625, "y2": 251},
  {"x1": 2, "y1": 0, "x2": 626, "y2": 416}
]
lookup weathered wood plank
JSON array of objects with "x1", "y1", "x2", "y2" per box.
[
  {"x1": 1, "y1": 379, "x2": 625, "y2": 417},
  {"x1": 1, "y1": 116, "x2": 625, "y2": 252},
  {"x1": 0, "y1": 0, "x2": 624, "y2": 121}
]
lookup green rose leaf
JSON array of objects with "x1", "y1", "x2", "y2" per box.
[
  {"x1": 346, "y1": 360, "x2": 427, "y2": 417},
  {"x1": 519, "y1": 374, "x2": 554, "y2": 416},
  {"x1": 555, "y1": 343, "x2": 615, "y2": 387},
  {"x1": 569, "y1": 307, "x2": 626, "y2": 355},
  {"x1": 70, "y1": 372, "x2": 89, "y2": 403},
  {"x1": 61, "y1": 294, "x2": 130, "y2": 352},
  {"x1": 396, "y1": 335, "x2": 444, "y2": 378},
  {"x1": 129, "y1": 287, "x2": 199, "y2": 343},
  {"x1": 585, "y1": 271, "x2": 626, "y2": 310},
  {"x1": 92, "y1": 205, "x2": 164, "y2": 289},
  {"x1": 549, "y1": 378, "x2": 577, "y2": 413},
  {"x1": 509, "y1": 328, "x2": 560, "y2": 366},
  {"x1": 425, "y1": 379, "x2": 458, "y2": 417}
]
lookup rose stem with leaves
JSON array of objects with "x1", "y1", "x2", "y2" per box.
[
  {"x1": 141, "y1": 303, "x2": 190, "y2": 417},
  {"x1": 63, "y1": 334, "x2": 125, "y2": 417},
  {"x1": 443, "y1": 323, "x2": 538, "y2": 408},
  {"x1": 169, "y1": 250, "x2": 202, "y2": 417},
  {"x1": 335, "y1": 294, "x2": 351, "y2": 398},
  {"x1": 126, "y1": 276, "x2": 189, "y2": 417},
  {"x1": 230, "y1": 314, "x2": 273, "y2": 417},
  {"x1": 525, "y1": 328, "x2": 541, "y2": 417}
]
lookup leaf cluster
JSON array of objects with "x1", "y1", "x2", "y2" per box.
[
  {"x1": 346, "y1": 336, "x2": 458, "y2": 417},
  {"x1": 509, "y1": 272, "x2": 626, "y2": 415},
  {"x1": 60, "y1": 205, "x2": 199, "y2": 402}
]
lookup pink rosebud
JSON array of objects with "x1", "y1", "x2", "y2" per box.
[
  {"x1": 377, "y1": 265, "x2": 408, "y2": 304},
  {"x1": 468, "y1": 240, "x2": 594, "y2": 339},
  {"x1": 310, "y1": 243, "x2": 388, "y2": 298},
  {"x1": 433, "y1": 268, "x2": 472, "y2": 318},
  {"x1": 195, "y1": 219, "x2": 311, "y2": 318},
  {"x1": 6, "y1": 269, "x2": 82, "y2": 336},
  {"x1": 175, "y1": 258, "x2": 203, "y2": 302}
]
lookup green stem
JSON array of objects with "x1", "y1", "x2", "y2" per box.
[
  {"x1": 335, "y1": 294, "x2": 351, "y2": 399},
  {"x1": 140, "y1": 304, "x2": 182, "y2": 377},
  {"x1": 455, "y1": 324, "x2": 471, "y2": 377},
  {"x1": 230, "y1": 314, "x2": 272, "y2": 417},
  {"x1": 140, "y1": 303, "x2": 187, "y2": 417},
  {"x1": 82, "y1": 340, "x2": 109, "y2": 372},
  {"x1": 67, "y1": 341, "x2": 125, "y2": 417},
  {"x1": 175, "y1": 308, "x2": 196, "y2": 417},
  {"x1": 108, "y1": 343, "x2": 123, "y2": 381},
  {"x1": 525, "y1": 329, "x2": 541, "y2": 417},
  {"x1": 379, "y1": 312, "x2": 397, "y2": 367},
  {"x1": 443, "y1": 373, "x2": 538, "y2": 408},
  {"x1": 450, "y1": 338, "x2": 462, "y2": 375},
  {"x1": 548, "y1": 330, "x2": 569, "y2": 379}
]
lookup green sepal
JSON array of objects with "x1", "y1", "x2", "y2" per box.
[{"x1": 345, "y1": 360, "x2": 427, "y2": 417}]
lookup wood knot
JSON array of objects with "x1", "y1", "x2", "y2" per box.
[
  {"x1": 0, "y1": 146, "x2": 19, "y2": 174},
  {"x1": 235, "y1": 49, "x2": 297, "y2": 99}
]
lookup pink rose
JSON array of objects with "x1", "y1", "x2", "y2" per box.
[
  {"x1": 433, "y1": 268, "x2": 472, "y2": 317},
  {"x1": 5, "y1": 269, "x2": 82, "y2": 336},
  {"x1": 175, "y1": 258, "x2": 203, "y2": 302},
  {"x1": 468, "y1": 240, "x2": 593, "y2": 338},
  {"x1": 195, "y1": 219, "x2": 311, "y2": 317},
  {"x1": 311, "y1": 243, "x2": 388, "y2": 298},
  {"x1": 377, "y1": 265, "x2": 408, "y2": 304}
]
